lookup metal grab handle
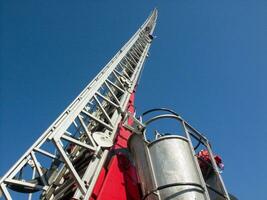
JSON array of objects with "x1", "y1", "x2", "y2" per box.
[{"x1": 142, "y1": 108, "x2": 180, "y2": 117}]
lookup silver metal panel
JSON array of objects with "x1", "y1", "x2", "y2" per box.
[
  {"x1": 148, "y1": 136, "x2": 208, "y2": 200},
  {"x1": 128, "y1": 135, "x2": 158, "y2": 200},
  {"x1": 206, "y1": 174, "x2": 228, "y2": 200}
]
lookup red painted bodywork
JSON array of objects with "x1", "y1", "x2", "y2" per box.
[{"x1": 89, "y1": 91, "x2": 142, "y2": 200}]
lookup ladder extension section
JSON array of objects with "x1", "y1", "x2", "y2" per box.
[{"x1": 0, "y1": 9, "x2": 157, "y2": 200}]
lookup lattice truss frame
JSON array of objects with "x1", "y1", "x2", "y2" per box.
[{"x1": 0, "y1": 10, "x2": 158, "y2": 200}]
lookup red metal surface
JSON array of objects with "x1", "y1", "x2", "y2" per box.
[
  {"x1": 90, "y1": 168, "x2": 107, "y2": 200},
  {"x1": 90, "y1": 90, "x2": 142, "y2": 200}
]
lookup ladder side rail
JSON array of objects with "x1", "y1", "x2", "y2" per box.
[
  {"x1": 206, "y1": 145, "x2": 231, "y2": 200},
  {"x1": 181, "y1": 121, "x2": 211, "y2": 200}
]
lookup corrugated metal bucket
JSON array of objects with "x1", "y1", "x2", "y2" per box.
[{"x1": 129, "y1": 135, "x2": 209, "y2": 200}]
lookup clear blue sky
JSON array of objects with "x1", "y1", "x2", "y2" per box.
[{"x1": 1, "y1": 1, "x2": 266, "y2": 199}]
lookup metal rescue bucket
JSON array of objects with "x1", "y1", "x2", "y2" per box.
[{"x1": 129, "y1": 135, "x2": 209, "y2": 200}]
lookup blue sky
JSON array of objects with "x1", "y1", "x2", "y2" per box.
[{"x1": 1, "y1": 1, "x2": 267, "y2": 199}]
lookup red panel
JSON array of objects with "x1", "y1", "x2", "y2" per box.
[
  {"x1": 90, "y1": 168, "x2": 107, "y2": 200},
  {"x1": 96, "y1": 156, "x2": 128, "y2": 200},
  {"x1": 117, "y1": 153, "x2": 141, "y2": 200}
]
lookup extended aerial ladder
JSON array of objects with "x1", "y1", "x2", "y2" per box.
[{"x1": 0, "y1": 9, "x2": 234, "y2": 200}]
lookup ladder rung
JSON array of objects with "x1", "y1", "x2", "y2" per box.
[
  {"x1": 96, "y1": 92, "x2": 120, "y2": 108},
  {"x1": 61, "y1": 134, "x2": 96, "y2": 151},
  {"x1": 81, "y1": 110, "x2": 114, "y2": 131},
  {"x1": 111, "y1": 71, "x2": 126, "y2": 89},
  {"x1": 104, "y1": 82, "x2": 121, "y2": 105},
  {"x1": 93, "y1": 95, "x2": 113, "y2": 125},
  {"x1": 120, "y1": 60, "x2": 134, "y2": 73},
  {"x1": 113, "y1": 69, "x2": 131, "y2": 82},
  {"x1": 4, "y1": 178, "x2": 45, "y2": 190},
  {"x1": 127, "y1": 53, "x2": 138, "y2": 65},
  {"x1": 106, "y1": 79, "x2": 125, "y2": 94},
  {"x1": 77, "y1": 114, "x2": 97, "y2": 147},
  {"x1": 125, "y1": 55, "x2": 136, "y2": 68},
  {"x1": 53, "y1": 140, "x2": 87, "y2": 195},
  {"x1": 34, "y1": 147, "x2": 61, "y2": 161},
  {"x1": 30, "y1": 152, "x2": 48, "y2": 186}
]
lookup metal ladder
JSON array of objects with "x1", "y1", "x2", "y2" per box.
[{"x1": 0, "y1": 9, "x2": 158, "y2": 200}]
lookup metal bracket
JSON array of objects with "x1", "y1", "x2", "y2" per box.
[{"x1": 122, "y1": 112, "x2": 145, "y2": 135}]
